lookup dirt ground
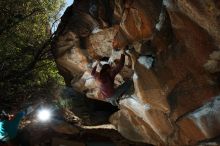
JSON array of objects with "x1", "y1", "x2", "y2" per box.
[{"x1": 19, "y1": 121, "x2": 151, "y2": 146}]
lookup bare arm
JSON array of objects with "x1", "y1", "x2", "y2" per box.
[
  {"x1": 91, "y1": 64, "x2": 98, "y2": 78},
  {"x1": 111, "y1": 54, "x2": 125, "y2": 78}
]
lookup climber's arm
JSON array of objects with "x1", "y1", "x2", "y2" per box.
[
  {"x1": 91, "y1": 64, "x2": 98, "y2": 78},
  {"x1": 111, "y1": 54, "x2": 125, "y2": 78}
]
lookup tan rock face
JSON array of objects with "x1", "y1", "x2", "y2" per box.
[
  {"x1": 51, "y1": 120, "x2": 79, "y2": 135},
  {"x1": 131, "y1": 55, "x2": 171, "y2": 113},
  {"x1": 53, "y1": 31, "x2": 89, "y2": 85},
  {"x1": 113, "y1": 0, "x2": 162, "y2": 49},
  {"x1": 177, "y1": 96, "x2": 220, "y2": 145},
  {"x1": 119, "y1": 97, "x2": 174, "y2": 143},
  {"x1": 53, "y1": 0, "x2": 220, "y2": 145},
  {"x1": 165, "y1": 3, "x2": 220, "y2": 121},
  {"x1": 110, "y1": 108, "x2": 163, "y2": 145},
  {"x1": 86, "y1": 27, "x2": 118, "y2": 59},
  {"x1": 176, "y1": 0, "x2": 220, "y2": 47}
]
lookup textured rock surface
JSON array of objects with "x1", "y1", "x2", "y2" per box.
[
  {"x1": 110, "y1": 108, "x2": 163, "y2": 145},
  {"x1": 53, "y1": 0, "x2": 220, "y2": 145}
]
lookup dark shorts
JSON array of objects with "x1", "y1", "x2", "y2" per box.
[{"x1": 106, "y1": 80, "x2": 133, "y2": 106}]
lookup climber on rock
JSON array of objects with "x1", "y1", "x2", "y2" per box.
[{"x1": 91, "y1": 51, "x2": 133, "y2": 106}]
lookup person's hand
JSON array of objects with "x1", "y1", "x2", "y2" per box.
[
  {"x1": 26, "y1": 106, "x2": 34, "y2": 115},
  {"x1": 92, "y1": 61, "x2": 99, "y2": 68}
]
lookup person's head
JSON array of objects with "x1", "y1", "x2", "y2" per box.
[
  {"x1": 100, "y1": 64, "x2": 111, "y2": 75},
  {"x1": 100, "y1": 57, "x2": 109, "y2": 62},
  {"x1": 0, "y1": 111, "x2": 14, "y2": 121}
]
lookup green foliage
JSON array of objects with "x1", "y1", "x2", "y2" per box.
[{"x1": 0, "y1": 0, "x2": 65, "y2": 104}]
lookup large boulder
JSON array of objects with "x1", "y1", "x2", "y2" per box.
[{"x1": 52, "y1": 0, "x2": 220, "y2": 145}]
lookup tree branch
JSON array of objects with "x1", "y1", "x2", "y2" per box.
[
  {"x1": 0, "y1": 8, "x2": 44, "y2": 36},
  {"x1": 1, "y1": 37, "x2": 53, "y2": 81}
]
